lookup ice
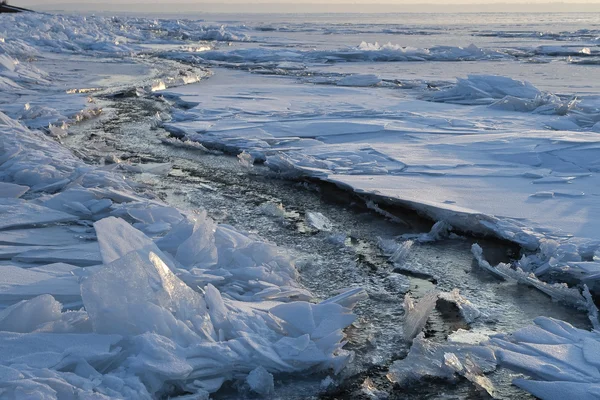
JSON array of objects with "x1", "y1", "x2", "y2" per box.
[
  {"x1": 472, "y1": 244, "x2": 589, "y2": 308},
  {"x1": 389, "y1": 240, "x2": 413, "y2": 265},
  {"x1": 448, "y1": 329, "x2": 493, "y2": 345},
  {"x1": 192, "y1": 42, "x2": 508, "y2": 66},
  {"x1": 3, "y1": 9, "x2": 600, "y2": 398},
  {"x1": 0, "y1": 182, "x2": 28, "y2": 198},
  {"x1": 0, "y1": 295, "x2": 62, "y2": 333},
  {"x1": 175, "y1": 211, "x2": 218, "y2": 269},
  {"x1": 387, "y1": 333, "x2": 496, "y2": 386},
  {"x1": 439, "y1": 289, "x2": 483, "y2": 324},
  {"x1": 320, "y1": 287, "x2": 368, "y2": 309},
  {"x1": 81, "y1": 249, "x2": 215, "y2": 343},
  {"x1": 258, "y1": 202, "x2": 286, "y2": 218},
  {"x1": 336, "y1": 74, "x2": 381, "y2": 87},
  {"x1": 491, "y1": 317, "x2": 600, "y2": 399},
  {"x1": 0, "y1": 263, "x2": 80, "y2": 303},
  {"x1": 0, "y1": 14, "x2": 247, "y2": 59},
  {"x1": 305, "y1": 212, "x2": 333, "y2": 232},
  {"x1": 0, "y1": 199, "x2": 77, "y2": 230},
  {"x1": 94, "y1": 217, "x2": 163, "y2": 265},
  {"x1": 361, "y1": 377, "x2": 388, "y2": 399},
  {"x1": 583, "y1": 285, "x2": 600, "y2": 330},
  {"x1": 246, "y1": 366, "x2": 275, "y2": 396},
  {"x1": 237, "y1": 151, "x2": 255, "y2": 168},
  {"x1": 13, "y1": 242, "x2": 102, "y2": 266},
  {"x1": 425, "y1": 75, "x2": 543, "y2": 105},
  {"x1": 0, "y1": 226, "x2": 93, "y2": 247},
  {"x1": 165, "y1": 67, "x2": 600, "y2": 282},
  {"x1": 403, "y1": 291, "x2": 438, "y2": 340},
  {"x1": 513, "y1": 380, "x2": 600, "y2": 400},
  {"x1": 378, "y1": 237, "x2": 413, "y2": 265},
  {"x1": 0, "y1": 96, "x2": 367, "y2": 395},
  {"x1": 400, "y1": 221, "x2": 455, "y2": 243},
  {"x1": 444, "y1": 353, "x2": 496, "y2": 397},
  {"x1": 424, "y1": 75, "x2": 593, "y2": 128}
]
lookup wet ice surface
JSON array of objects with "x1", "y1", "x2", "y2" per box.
[{"x1": 1, "y1": 10, "x2": 600, "y2": 400}]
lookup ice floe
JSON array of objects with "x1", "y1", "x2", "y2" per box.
[{"x1": 161, "y1": 69, "x2": 600, "y2": 303}]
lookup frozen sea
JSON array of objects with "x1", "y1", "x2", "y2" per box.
[{"x1": 0, "y1": 9, "x2": 600, "y2": 400}]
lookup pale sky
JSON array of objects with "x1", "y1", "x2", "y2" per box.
[{"x1": 15, "y1": 0, "x2": 600, "y2": 13}]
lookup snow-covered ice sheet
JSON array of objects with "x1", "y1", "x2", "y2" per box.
[{"x1": 164, "y1": 70, "x2": 600, "y2": 263}]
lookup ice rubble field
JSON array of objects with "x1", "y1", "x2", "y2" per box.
[
  {"x1": 0, "y1": 13, "x2": 368, "y2": 399},
  {"x1": 1, "y1": 10, "x2": 600, "y2": 400}
]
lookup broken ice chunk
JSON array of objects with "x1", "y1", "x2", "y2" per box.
[
  {"x1": 13, "y1": 242, "x2": 102, "y2": 266},
  {"x1": 155, "y1": 216, "x2": 196, "y2": 255},
  {"x1": 0, "y1": 294, "x2": 62, "y2": 333},
  {"x1": 439, "y1": 289, "x2": 483, "y2": 324},
  {"x1": 399, "y1": 221, "x2": 453, "y2": 243},
  {"x1": 0, "y1": 263, "x2": 81, "y2": 304},
  {"x1": 0, "y1": 198, "x2": 77, "y2": 230},
  {"x1": 238, "y1": 151, "x2": 254, "y2": 168},
  {"x1": 378, "y1": 237, "x2": 413, "y2": 265},
  {"x1": 444, "y1": 353, "x2": 497, "y2": 397},
  {"x1": 175, "y1": 211, "x2": 218, "y2": 269},
  {"x1": 390, "y1": 240, "x2": 413, "y2": 265},
  {"x1": 128, "y1": 206, "x2": 183, "y2": 226},
  {"x1": 491, "y1": 316, "x2": 600, "y2": 399},
  {"x1": 0, "y1": 225, "x2": 93, "y2": 247},
  {"x1": 513, "y1": 379, "x2": 600, "y2": 400},
  {"x1": 246, "y1": 366, "x2": 274, "y2": 396},
  {"x1": 0, "y1": 182, "x2": 29, "y2": 198},
  {"x1": 473, "y1": 244, "x2": 587, "y2": 308},
  {"x1": 94, "y1": 216, "x2": 161, "y2": 265},
  {"x1": 305, "y1": 212, "x2": 333, "y2": 232},
  {"x1": 448, "y1": 329, "x2": 492, "y2": 345},
  {"x1": 403, "y1": 291, "x2": 438, "y2": 340},
  {"x1": 320, "y1": 287, "x2": 368, "y2": 309},
  {"x1": 258, "y1": 202, "x2": 286, "y2": 218},
  {"x1": 387, "y1": 333, "x2": 496, "y2": 386},
  {"x1": 81, "y1": 249, "x2": 215, "y2": 344},
  {"x1": 360, "y1": 376, "x2": 388, "y2": 399}
]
